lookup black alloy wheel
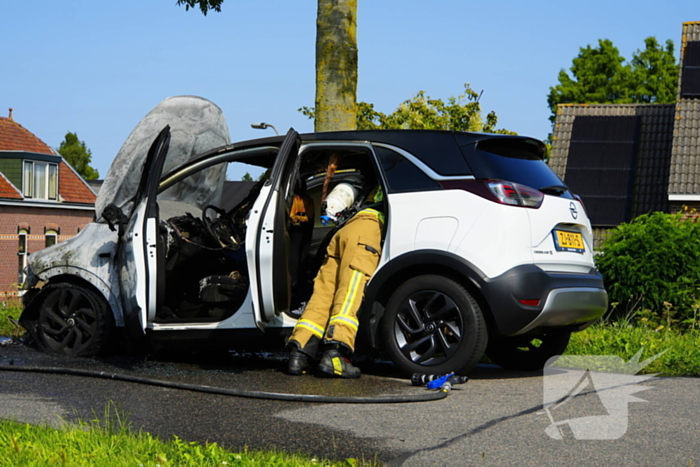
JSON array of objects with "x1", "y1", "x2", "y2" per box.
[
  {"x1": 36, "y1": 283, "x2": 114, "y2": 357},
  {"x1": 485, "y1": 330, "x2": 572, "y2": 371},
  {"x1": 381, "y1": 275, "x2": 488, "y2": 376}
]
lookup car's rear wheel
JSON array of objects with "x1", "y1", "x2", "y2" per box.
[
  {"x1": 35, "y1": 283, "x2": 114, "y2": 357},
  {"x1": 381, "y1": 275, "x2": 488, "y2": 376},
  {"x1": 485, "y1": 330, "x2": 571, "y2": 371}
]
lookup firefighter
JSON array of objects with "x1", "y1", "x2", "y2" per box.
[{"x1": 286, "y1": 171, "x2": 384, "y2": 378}]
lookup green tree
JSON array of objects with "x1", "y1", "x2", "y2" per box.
[
  {"x1": 176, "y1": 0, "x2": 223, "y2": 15},
  {"x1": 548, "y1": 39, "x2": 631, "y2": 123},
  {"x1": 629, "y1": 37, "x2": 679, "y2": 103},
  {"x1": 177, "y1": 0, "x2": 358, "y2": 132},
  {"x1": 547, "y1": 37, "x2": 679, "y2": 123},
  {"x1": 241, "y1": 172, "x2": 253, "y2": 181},
  {"x1": 302, "y1": 84, "x2": 516, "y2": 134},
  {"x1": 57, "y1": 132, "x2": 99, "y2": 180}
]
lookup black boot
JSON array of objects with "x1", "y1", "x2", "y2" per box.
[
  {"x1": 318, "y1": 347, "x2": 361, "y2": 379},
  {"x1": 288, "y1": 347, "x2": 311, "y2": 375}
]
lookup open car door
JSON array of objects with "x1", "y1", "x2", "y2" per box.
[
  {"x1": 247, "y1": 129, "x2": 301, "y2": 329},
  {"x1": 118, "y1": 126, "x2": 171, "y2": 337}
]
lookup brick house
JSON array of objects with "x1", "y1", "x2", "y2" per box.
[
  {"x1": 549, "y1": 21, "x2": 700, "y2": 247},
  {"x1": 0, "y1": 110, "x2": 96, "y2": 294}
]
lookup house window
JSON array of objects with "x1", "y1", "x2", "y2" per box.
[
  {"x1": 45, "y1": 230, "x2": 58, "y2": 248},
  {"x1": 23, "y1": 160, "x2": 58, "y2": 200},
  {"x1": 18, "y1": 229, "x2": 28, "y2": 286}
]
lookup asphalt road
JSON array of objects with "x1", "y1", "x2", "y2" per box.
[{"x1": 1, "y1": 339, "x2": 698, "y2": 466}]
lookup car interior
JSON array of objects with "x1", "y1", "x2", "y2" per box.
[{"x1": 153, "y1": 144, "x2": 386, "y2": 324}]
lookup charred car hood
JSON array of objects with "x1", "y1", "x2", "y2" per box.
[{"x1": 95, "y1": 95, "x2": 231, "y2": 221}]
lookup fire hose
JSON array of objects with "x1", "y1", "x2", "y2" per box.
[{"x1": 0, "y1": 364, "x2": 467, "y2": 404}]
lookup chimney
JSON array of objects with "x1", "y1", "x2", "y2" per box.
[{"x1": 8, "y1": 108, "x2": 13, "y2": 121}]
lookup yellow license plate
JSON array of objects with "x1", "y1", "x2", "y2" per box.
[{"x1": 553, "y1": 230, "x2": 585, "y2": 253}]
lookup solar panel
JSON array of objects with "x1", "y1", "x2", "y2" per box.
[
  {"x1": 684, "y1": 41, "x2": 700, "y2": 67},
  {"x1": 681, "y1": 67, "x2": 700, "y2": 97},
  {"x1": 565, "y1": 116, "x2": 639, "y2": 226},
  {"x1": 681, "y1": 41, "x2": 700, "y2": 97}
]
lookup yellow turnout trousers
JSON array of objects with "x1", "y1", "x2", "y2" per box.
[{"x1": 289, "y1": 208, "x2": 384, "y2": 353}]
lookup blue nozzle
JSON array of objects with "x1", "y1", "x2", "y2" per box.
[
  {"x1": 320, "y1": 215, "x2": 332, "y2": 226},
  {"x1": 426, "y1": 372, "x2": 454, "y2": 389}
]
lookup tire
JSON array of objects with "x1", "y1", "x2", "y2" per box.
[
  {"x1": 381, "y1": 275, "x2": 488, "y2": 376},
  {"x1": 486, "y1": 330, "x2": 571, "y2": 371},
  {"x1": 35, "y1": 283, "x2": 114, "y2": 357}
]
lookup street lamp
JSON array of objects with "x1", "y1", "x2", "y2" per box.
[{"x1": 250, "y1": 122, "x2": 279, "y2": 135}]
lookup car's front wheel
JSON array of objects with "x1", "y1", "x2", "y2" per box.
[
  {"x1": 485, "y1": 330, "x2": 571, "y2": 371},
  {"x1": 381, "y1": 275, "x2": 488, "y2": 376},
  {"x1": 35, "y1": 283, "x2": 114, "y2": 357}
]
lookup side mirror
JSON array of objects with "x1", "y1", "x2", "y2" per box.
[{"x1": 102, "y1": 203, "x2": 128, "y2": 236}]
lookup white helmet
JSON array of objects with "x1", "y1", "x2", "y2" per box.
[{"x1": 322, "y1": 182, "x2": 360, "y2": 223}]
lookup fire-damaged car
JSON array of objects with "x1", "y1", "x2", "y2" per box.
[{"x1": 19, "y1": 96, "x2": 607, "y2": 374}]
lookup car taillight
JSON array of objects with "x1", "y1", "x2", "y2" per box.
[
  {"x1": 518, "y1": 299, "x2": 541, "y2": 307},
  {"x1": 439, "y1": 179, "x2": 544, "y2": 209},
  {"x1": 487, "y1": 181, "x2": 544, "y2": 208}
]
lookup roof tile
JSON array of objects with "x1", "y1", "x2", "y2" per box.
[
  {"x1": 59, "y1": 162, "x2": 96, "y2": 204},
  {"x1": 0, "y1": 172, "x2": 22, "y2": 199},
  {"x1": 0, "y1": 117, "x2": 54, "y2": 154},
  {"x1": 669, "y1": 21, "x2": 700, "y2": 194}
]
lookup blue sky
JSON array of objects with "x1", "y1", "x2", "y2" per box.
[{"x1": 1, "y1": 1, "x2": 695, "y2": 178}]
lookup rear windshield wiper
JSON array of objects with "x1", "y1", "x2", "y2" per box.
[{"x1": 539, "y1": 185, "x2": 569, "y2": 196}]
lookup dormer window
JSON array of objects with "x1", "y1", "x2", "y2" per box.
[{"x1": 23, "y1": 160, "x2": 58, "y2": 200}]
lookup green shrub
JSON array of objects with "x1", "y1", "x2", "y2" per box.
[{"x1": 595, "y1": 211, "x2": 700, "y2": 325}]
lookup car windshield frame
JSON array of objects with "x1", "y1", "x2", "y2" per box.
[{"x1": 158, "y1": 145, "x2": 279, "y2": 193}]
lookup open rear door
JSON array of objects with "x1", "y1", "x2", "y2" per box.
[
  {"x1": 247, "y1": 129, "x2": 301, "y2": 329},
  {"x1": 118, "y1": 126, "x2": 171, "y2": 336}
]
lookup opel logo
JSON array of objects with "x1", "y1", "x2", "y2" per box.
[{"x1": 569, "y1": 202, "x2": 578, "y2": 220}]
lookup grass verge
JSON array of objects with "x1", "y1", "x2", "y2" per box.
[
  {"x1": 0, "y1": 404, "x2": 376, "y2": 467},
  {"x1": 0, "y1": 297, "x2": 23, "y2": 338},
  {"x1": 565, "y1": 323, "x2": 700, "y2": 377}
]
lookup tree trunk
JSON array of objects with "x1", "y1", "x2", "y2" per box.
[{"x1": 314, "y1": 0, "x2": 357, "y2": 132}]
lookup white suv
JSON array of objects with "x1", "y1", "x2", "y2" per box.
[{"x1": 19, "y1": 96, "x2": 607, "y2": 375}]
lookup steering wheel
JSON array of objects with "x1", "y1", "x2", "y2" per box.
[{"x1": 201, "y1": 205, "x2": 242, "y2": 249}]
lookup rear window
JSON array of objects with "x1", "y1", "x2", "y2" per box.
[
  {"x1": 461, "y1": 139, "x2": 572, "y2": 197},
  {"x1": 374, "y1": 146, "x2": 441, "y2": 193}
]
